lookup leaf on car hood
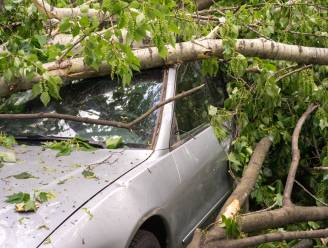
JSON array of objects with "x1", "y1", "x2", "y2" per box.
[
  {"x1": 12, "y1": 172, "x2": 38, "y2": 179},
  {"x1": 105, "y1": 135, "x2": 123, "y2": 149},
  {"x1": 0, "y1": 151, "x2": 16, "y2": 163},
  {"x1": 5, "y1": 191, "x2": 55, "y2": 213},
  {"x1": 82, "y1": 207, "x2": 93, "y2": 220},
  {"x1": 6, "y1": 192, "x2": 30, "y2": 204},
  {"x1": 82, "y1": 169, "x2": 97, "y2": 179}
]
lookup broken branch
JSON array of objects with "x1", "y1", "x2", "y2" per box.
[
  {"x1": 210, "y1": 228, "x2": 328, "y2": 248},
  {"x1": 2, "y1": 38, "x2": 328, "y2": 98},
  {"x1": 283, "y1": 103, "x2": 319, "y2": 206},
  {"x1": 0, "y1": 84, "x2": 205, "y2": 129}
]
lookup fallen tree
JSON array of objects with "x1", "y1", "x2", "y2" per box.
[
  {"x1": 188, "y1": 104, "x2": 328, "y2": 248},
  {"x1": 1, "y1": 1, "x2": 328, "y2": 247},
  {"x1": 1, "y1": 38, "x2": 328, "y2": 97}
]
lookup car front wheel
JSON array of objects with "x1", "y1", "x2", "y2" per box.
[{"x1": 129, "y1": 230, "x2": 161, "y2": 248}]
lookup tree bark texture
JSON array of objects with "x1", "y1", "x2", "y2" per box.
[
  {"x1": 1, "y1": 38, "x2": 328, "y2": 97},
  {"x1": 283, "y1": 103, "x2": 319, "y2": 206},
  {"x1": 208, "y1": 228, "x2": 328, "y2": 248}
]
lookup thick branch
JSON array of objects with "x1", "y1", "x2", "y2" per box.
[
  {"x1": 202, "y1": 206, "x2": 328, "y2": 244},
  {"x1": 1, "y1": 38, "x2": 328, "y2": 97},
  {"x1": 188, "y1": 137, "x2": 272, "y2": 247},
  {"x1": 239, "y1": 206, "x2": 328, "y2": 233},
  {"x1": 31, "y1": 0, "x2": 103, "y2": 19},
  {"x1": 283, "y1": 103, "x2": 319, "y2": 206},
  {"x1": 32, "y1": 0, "x2": 214, "y2": 20},
  {"x1": 218, "y1": 137, "x2": 272, "y2": 218},
  {"x1": 0, "y1": 84, "x2": 204, "y2": 129},
  {"x1": 275, "y1": 65, "x2": 313, "y2": 82},
  {"x1": 209, "y1": 228, "x2": 328, "y2": 248}
]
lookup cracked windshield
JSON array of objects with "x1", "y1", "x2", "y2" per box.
[{"x1": 0, "y1": 68, "x2": 163, "y2": 146}]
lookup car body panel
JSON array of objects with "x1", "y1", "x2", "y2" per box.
[
  {"x1": 38, "y1": 127, "x2": 230, "y2": 248},
  {"x1": 0, "y1": 146, "x2": 151, "y2": 248}
]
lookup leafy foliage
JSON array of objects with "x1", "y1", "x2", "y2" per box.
[
  {"x1": 43, "y1": 137, "x2": 95, "y2": 156},
  {"x1": 12, "y1": 171, "x2": 38, "y2": 179},
  {"x1": 0, "y1": 0, "x2": 328, "y2": 245},
  {"x1": 204, "y1": 1, "x2": 328, "y2": 246},
  {"x1": 0, "y1": 133, "x2": 16, "y2": 148},
  {"x1": 105, "y1": 135, "x2": 123, "y2": 149},
  {"x1": 5, "y1": 191, "x2": 55, "y2": 212}
]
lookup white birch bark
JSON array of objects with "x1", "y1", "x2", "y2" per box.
[{"x1": 1, "y1": 38, "x2": 328, "y2": 97}]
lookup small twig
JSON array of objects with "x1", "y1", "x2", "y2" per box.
[
  {"x1": 273, "y1": 64, "x2": 299, "y2": 77},
  {"x1": 283, "y1": 103, "x2": 319, "y2": 206},
  {"x1": 312, "y1": 167, "x2": 328, "y2": 171},
  {"x1": 0, "y1": 84, "x2": 205, "y2": 129},
  {"x1": 57, "y1": 34, "x2": 87, "y2": 61},
  {"x1": 242, "y1": 201, "x2": 278, "y2": 216},
  {"x1": 275, "y1": 64, "x2": 313, "y2": 82},
  {"x1": 245, "y1": 25, "x2": 271, "y2": 40},
  {"x1": 288, "y1": 30, "x2": 328, "y2": 38},
  {"x1": 206, "y1": 25, "x2": 221, "y2": 39},
  {"x1": 295, "y1": 180, "x2": 328, "y2": 207}
]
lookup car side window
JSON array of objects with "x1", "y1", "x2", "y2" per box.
[{"x1": 171, "y1": 62, "x2": 227, "y2": 144}]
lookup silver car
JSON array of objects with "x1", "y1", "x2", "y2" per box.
[{"x1": 0, "y1": 62, "x2": 231, "y2": 248}]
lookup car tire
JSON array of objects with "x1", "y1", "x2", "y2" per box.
[{"x1": 129, "y1": 230, "x2": 161, "y2": 248}]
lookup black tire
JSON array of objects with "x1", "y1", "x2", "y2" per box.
[{"x1": 129, "y1": 230, "x2": 161, "y2": 248}]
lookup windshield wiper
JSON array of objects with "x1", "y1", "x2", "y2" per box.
[{"x1": 14, "y1": 135, "x2": 106, "y2": 148}]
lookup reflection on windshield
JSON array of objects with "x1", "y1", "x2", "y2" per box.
[{"x1": 0, "y1": 68, "x2": 163, "y2": 146}]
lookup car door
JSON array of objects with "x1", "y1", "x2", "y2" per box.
[{"x1": 169, "y1": 62, "x2": 232, "y2": 245}]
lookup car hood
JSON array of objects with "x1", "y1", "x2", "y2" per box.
[{"x1": 0, "y1": 145, "x2": 152, "y2": 248}]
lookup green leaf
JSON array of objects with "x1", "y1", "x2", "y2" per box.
[
  {"x1": 221, "y1": 215, "x2": 240, "y2": 238},
  {"x1": 23, "y1": 199, "x2": 37, "y2": 212},
  {"x1": 0, "y1": 134, "x2": 16, "y2": 148},
  {"x1": 40, "y1": 91, "x2": 50, "y2": 106},
  {"x1": 32, "y1": 83, "x2": 42, "y2": 97},
  {"x1": 229, "y1": 53, "x2": 248, "y2": 77},
  {"x1": 59, "y1": 18, "x2": 71, "y2": 33},
  {"x1": 82, "y1": 169, "x2": 97, "y2": 179},
  {"x1": 46, "y1": 76, "x2": 62, "y2": 100},
  {"x1": 36, "y1": 191, "x2": 56, "y2": 203},
  {"x1": 79, "y1": 16, "x2": 89, "y2": 28},
  {"x1": 6, "y1": 192, "x2": 30, "y2": 203},
  {"x1": 105, "y1": 135, "x2": 123, "y2": 149},
  {"x1": 82, "y1": 207, "x2": 93, "y2": 220},
  {"x1": 0, "y1": 151, "x2": 16, "y2": 163},
  {"x1": 13, "y1": 172, "x2": 38, "y2": 179}
]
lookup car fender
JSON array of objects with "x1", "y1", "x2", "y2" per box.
[{"x1": 39, "y1": 153, "x2": 181, "y2": 248}]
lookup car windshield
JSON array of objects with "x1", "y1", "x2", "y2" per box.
[{"x1": 0, "y1": 68, "x2": 163, "y2": 147}]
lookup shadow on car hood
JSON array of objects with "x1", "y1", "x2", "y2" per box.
[{"x1": 0, "y1": 145, "x2": 152, "y2": 248}]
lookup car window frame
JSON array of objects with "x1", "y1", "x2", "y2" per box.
[
  {"x1": 149, "y1": 68, "x2": 169, "y2": 150},
  {"x1": 168, "y1": 62, "x2": 210, "y2": 150}
]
